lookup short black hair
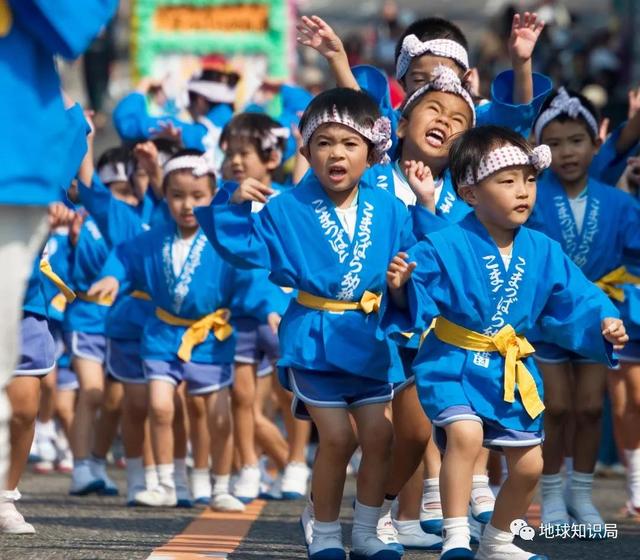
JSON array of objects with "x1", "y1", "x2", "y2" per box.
[
  {"x1": 152, "y1": 137, "x2": 181, "y2": 158},
  {"x1": 535, "y1": 88, "x2": 600, "y2": 143},
  {"x1": 220, "y1": 112, "x2": 287, "y2": 163},
  {"x1": 96, "y1": 146, "x2": 130, "y2": 174},
  {"x1": 163, "y1": 148, "x2": 216, "y2": 193},
  {"x1": 449, "y1": 126, "x2": 534, "y2": 194},
  {"x1": 394, "y1": 17, "x2": 468, "y2": 69},
  {"x1": 299, "y1": 88, "x2": 381, "y2": 152}
]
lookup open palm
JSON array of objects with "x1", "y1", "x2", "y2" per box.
[
  {"x1": 296, "y1": 15, "x2": 343, "y2": 59},
  {"x1": 509, "y1": 12, "x2": 544, "y2": 62}
]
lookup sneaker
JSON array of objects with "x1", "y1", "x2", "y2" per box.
[
  {"x1": 469, "y1": 514, "x2": 482, "y2": 545},
  {"x1": 33, "y1": 460, "x2": 55, "y2": 474},
  {"x1": 475, "y1": 540, "x2": 549, "y2": 560},
  {"x1": 394, "y1": 518, "x2": 442, "y2": 550},
  {"x1": 350, "y1": 532, "x2": 401, "y2": 560},
  {"x1": 0, "y1": 503, "x2": 35, "y2": 535},
  {"x1": 69, "y1": 463, "x2": 105, "y2": 496},
  {"x1": 176, "y1": 480, "x2": 193, "y2": 508},
  {"x1": 300, "y1": 498, "x2": 315, "y2": 547},
  {"x1": 470, "y1": 488, "x2": 495, "y2": 524},
  {"x1": 420, "y1": 497, "x2": 443, "y2": 535},
  {"x1": 36, "y1": 435, "x2": 58, "y2": 464},
  {"x1": 89, "y1": 458, "x2": 119, "y2": 496},
  {"x1": 210, "y1": 493, "x2": 246, "y2": 512},
  {"x1": 376, "y1": 509, "x2": 404, "y2": 554},
  {"x1": 56, "y1": 449, "x2": 73, "y2": 474},
  {"x1": 281, "y1": 462, "x2": 310, "y2": 500},
  {"x1": 261, "y1": 475, "x2": 283, "y2": 500},
  {"x1": 233, "y1": 465, "x2": 261, "y2": 504},
  {"x1": 134, "y1": 486, "x2": 178, "y2": 507}
]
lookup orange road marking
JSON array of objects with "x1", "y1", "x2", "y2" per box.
[{"x1": 147, "y1": 500, "x2": 266, "y2": 560}]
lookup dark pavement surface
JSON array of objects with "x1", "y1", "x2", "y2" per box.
[{"x1": 2, "y1": 468, "x2": 640, "y2": 560}]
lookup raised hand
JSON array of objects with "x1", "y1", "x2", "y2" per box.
[
  {"x1": 230, "y1": 178, "x2": 275, "y2": 204},
  {"x1": 404, "y1": 160, "x2": 436, "y2": 211},
  {"x1": 48, "y1": 203, "x2": 75, "y2": 229},
  {"x1": 296, "y1": 15, "x2": 344, "y2": 60},
  {"x1": 387, "y1": 252, "x2": 417, "y2": 290},
  {"x1": 151, "y1": 121, "x2": 183, "y2": 146},
  {"x1": 601, "y1": 318, "x2": 628, "y2": 350},
  {"x1": 628, "y1": 88, "x2": 640, "y2": 120},
  {"x1": 508, "y1": 12, "x2": 545, "y2": 63}
]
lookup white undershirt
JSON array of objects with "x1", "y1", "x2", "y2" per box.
[
  {"x1": 172, "y1": 233, "x2": 197, "y2": 277},
  {"x1": 335, "y1": 193, "x2": 359, "y2": 242},
  {"x1": 500, "y1": 252, "x2": 512, "y2": 270},
  {"x1": 568, "y1": 191, "x2": 588, "y2": 234}
]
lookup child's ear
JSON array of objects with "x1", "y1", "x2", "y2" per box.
[
  {"x1": 266, "y1": 148, "x2": 283, "y2": 171},
  {"x1": 397, "y1": 117, "x2": 408, "y2": 140},
  {"x1": 458, "y1": 185, "x2": 478, "y2": 206},
  {"x1": 299, "y1": 145, "x2": 311, "y2": 164}
]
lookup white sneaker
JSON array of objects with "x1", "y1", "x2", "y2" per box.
[
  {"x1": 36, "y1": 436, "x2": 58, "y2": 464},
  {"x1": 134, "y1": 486, "x2": 178, "y2": 507},
  {"x1": 376, "y1": 509, "x2": 404, "y2": 556},
  {"x1": 69, "y1": 462, "x2": 105, "y2": 496},
  {"x1": 475, "y1": 540, "x2": 547, "y2": 560},
  {"x1": 420, "y1": 497, "x2": 443, "y2": 535},
  {"x1": 394, "y1": 518, "x2": 442, "y2": 550},
  {"x1": 262, "y1": 475, "x2": 283, "y2": 500},
  {"x1": 0, "y1": 503, "x2": 35, "y2": 535},
  {"x1": 281, "y1": 462, "x2": 310, "y2": 500},
  {"x1": 470, "y1": 488, "x2": 495, "y2": 524},
  {"x1": 210, "y1": 493, "x2": 246, "y2": 512},
  {"x1": 300, "y1": 498, "x2": 314, "y2": 546},
  {"x1": 57, "y1": 449, "x2": 73, "y2": 474},
  {"x1": 33, "y1": 460, "x2": 55, "y2": 474},
  {"x1": 233, "y1": 465, "x2": 261, "y2": 504}
]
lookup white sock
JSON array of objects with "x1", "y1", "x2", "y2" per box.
[
  {"x1": 36, "y1": 419, "x2": 56, "y2": 440},
  {"x1": 191, "y1": 467, "x2": 211, "y2": 498},
  {"x1": 0, "y1": 489, "x2": 20, "y2": 503},
  {"x1": 625, "y1": 449, "x2": 640, "y2": 507},
  {"x1": 212, "y1": 474, "x2": 231, "y2": 496},
  {"x1": 157, "y1": 463, "x2": 175, "y2": 490},
  {"x1": 441, "y1": 516, "x2": 470, "y2": 552},
  {"x1": 145, "y1": 465, "x2": 159, "y2": 489},
  {"x1": 125, "y1": 457, "x2": 144, "y2": 484},
  {"x1": 423, "y1": 478, "x2": 441, "y2": 507},
  {"x1": 541, "y1": 473, "x2": 564, "y2": 502},
  {"x1": 174, "y1": 458, "x2": 188, "y2": 487},
  {"x1": 352, "y1": 500, "x2": 380, "y2": 537},
  {"x1": 379, "y1": 498, "x2": 393, "y2": 518},
  {"x1": 309, "y1": 519, "x2": 341, "y2": 553},
  {"x1": 89, "y1": 455, "x2": 107, "y2": 478},
  {"x1": 471, "y1": 474, "x2": 494, "y2": 503}
]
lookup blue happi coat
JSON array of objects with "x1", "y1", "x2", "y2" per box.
[
  {"x1": 387, "y1": 213, "x2": 618, "y2": 432},
  {"x1": 527, "y1": 173, "x2": 640, "y2": 343},
  {"x1": 195, "y1": 172, "x2": 421, "y2": 382},
  {"x1": 102, "y1": 223, "x2": 267, "y2": 364}
]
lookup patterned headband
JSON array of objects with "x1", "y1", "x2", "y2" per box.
[
  {"x1": 396, "y1": 35, "x2": 469, "y2": 80},
  {"x1": 401, "y1": 65, "x2": 476, "y2": 126},
  {"x1": 188, "y1": 80, "x2": 236, "y2": 104},
  {"x1": 163, "y1": 152, "x2": 216, "y2": 178},
  {"x1": 301, "y1": 105, "x2": 392, "y2": 164},
  {"x1": 460, "y1": 144, "x2": 552, "y2": 186},
  {"x1": 533, "y1": 87, "x2": 599, "y2": 143},
  {"x1": 262, "y1": 127, "x2": 291, "y2": 151},
  {"x1": 98, "y1": 162, "x2": 128, "y2": 185}
]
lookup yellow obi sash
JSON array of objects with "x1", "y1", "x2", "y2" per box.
[
  {"x1": 595, "y1": 266, "x2": 640, "y2": 302},
  {"x1": 50, "y1": 293, "x2": 68, "y2": 313},
  {"x1": 296, "y1": 290, "x2": 381, "y2": 314},
  {"x1": 155, "y1": 307, "x2": 233, "y2": 362},
  {"x1": 77, "y1": 291, "x2": 114, "y2": 307},
  {"x1": 39, "y1": 260, "x2": 76, "y2": 303},
  {"x1": 131, "y1": 290, "x2": 152, "y2": 301},
  {"x1": 432, "y1": 316, "x2": 544, "y2": 419}
]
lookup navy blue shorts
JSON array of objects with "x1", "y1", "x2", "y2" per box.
[
  {"x1": 57, "y1": 366, "x2": 79, "y2": 391},
  {"x1": 432, "y1": 405, "x2": 543, "y2": 452},
  {"x1": 14, "y1": 314, "x2": 56, "y2": 376},
  {"x1": 286, "y1": 367, "x2": 394, "y2": 421},
  {"x1": 143, "y1": 359, "x2": 233, "y2": 395},
  {"x1": 393, "y1": 346, "x2": 417, "y2": 393},
  {"x1": 106, "y1": 338, "x2": 145, "y2": 384},
  {"x1": 234, "y1": 317, "x2": 280, "y2": 367},
  {"x1": 617, "y1": 340, "x2": 640, "y2": 363},
  {"x1": 534, "y1": 342, "x2": 595, "y2": 364}
]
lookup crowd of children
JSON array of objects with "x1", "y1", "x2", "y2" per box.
[{"x1": 2, "y1": 7, "x2": 640, "y2": 560}]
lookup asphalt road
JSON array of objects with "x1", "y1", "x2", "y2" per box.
[{"x1": 2, "y1": 468, "x2": 639, "y2": 560}]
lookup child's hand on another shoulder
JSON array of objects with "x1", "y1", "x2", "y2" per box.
[
  {"x1": 296, "y1": 15, "x2": 345, "y2": 61},
  {"x1": 230, "y1": 178, "x2": 275, "y2": 204},
  {"x1": 404, "y1": 161, "x2": 436, "y2": 212},
  {"x1": 601, "y1": 318, "x2": 628, "y2": 350}
]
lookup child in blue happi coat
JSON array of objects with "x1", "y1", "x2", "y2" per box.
[
  {"x1": 218, "y1": 112, "x2": 312, "y2": 503},
  {"x1": 527, "y1": 88, "x2": 640, "y2": 531},
  {"x1": 195, "y1": 88, "x2": 428, "y2": 560},
  {"x1": 386, "y1": 125, "x2": 628, "y2": 560}
]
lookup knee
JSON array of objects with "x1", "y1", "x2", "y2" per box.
[
  {"x1": 445, "y1": 422, "x2": 483, "y2": 454},
  {"x1": 10, "y1": 405, "x2": 38, "y2": 429},
  {"x1": 510, "y1": 450, "x2": 543, "y2": 488},
  {"x1": 232, "y1": 385, "x2": 253, "y2": 408},
  {"x1": 210, "y1": 408, "x2": 232, "y2": 435},
  {"x1": 82, "y1": 387, "x2": 104, "y2": 409},
  {"x1": 575, "y1": 401, "x2": 604, "y2": 423},
  {"x1": 543, "y1": 399, "x2": 571, "y2": 419},
  {"x1": 150, "y1": 401, "x2": 174, "y2": 425},
  {"x1": 395, "y1": 422, "x2": 429, "y2": 450},
  {"x1": 321, "y1": 429, "x2": 358, "y2": 460}
]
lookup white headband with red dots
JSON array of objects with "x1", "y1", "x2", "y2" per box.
[
  {"x1": 534, "y1": 87, "x2": 599, "y2": 143},
  {"x1": 396, "y1": 35, "x2": 469, "y2": 80},
  {"x1": 460, "y1": 144, "x2": 552, "y2": 186}
]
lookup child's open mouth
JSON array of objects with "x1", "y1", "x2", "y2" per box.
[
  {"x1": 328, "y1": 165, "x2": 348, "y2": 182},
  {"x1": 425, "y1": 128, "x2": 446, "y2": 148}
]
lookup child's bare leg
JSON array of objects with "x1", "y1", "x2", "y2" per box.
[
  {"x1": 476, "y1": 445, "x2": 543, "y2": 560},
  {"x1": 55, "y1": 388, "x2": 76, "y2": 439},
  {"x1": 186, "y1": 393, "x2": 211, "y2": 503},
  {"x1": 274, "y1": 379, "x2": 310, "y2": 464},
  {"x1": 6, "y1": 376, "x2": 40, "y2": 490},
  {"x1": 38, "y1": 370, "x2": 56, "y2": 423},
  {"x1": 92, "y1": 377, "x2": 123, "y2": 458},
  {"x1": 232, "y1": 363, "x2": 259, "y2": 467},
  {"x1": 620, "y1": 362, "x2": 640, "y2": 512},
  {"x1": 539, "y1": 361, "x2": 572, "y2": 525},
  {"x1": 254, "y1": 374, "x2": 289, "y2": 469},
  {"x1": 567, "y1": 362, "x2": 607, "y2": 526},
  {"x1": 440, "y1": 420, "x2": 483, "y2": 555},
  {"x1": 70, "y1": 357, "x2": 104, "y2": 460},
  {"x1": 121, "y1": 382, "x2": 148, "y2": 502},
  {"x1": 421, "y1": 435, "x2": 444, "y2": 534}
]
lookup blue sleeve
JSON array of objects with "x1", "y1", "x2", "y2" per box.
[
  {"x1": 58, "y1": 103, "x2": 89, "y2": 189},
  {"x1": 112, "y1": 92, "x2": 154, "y2": 142},
  {"x1": 476, "y1": 70, "x2": 553, "y2": 137},
  {"x1": 99, "y1": 242, "x2": 144, "y2": 295},
  {"x1": 9, "y1": 0, "x2": 118, "y2": 59},
  {"x1": 537, "y1": 244, "x2": 619, "y2": 366},
  {"x1": 590, "y1": 123, "x2": 640, "y2": 186},
  {"x1": 78, "y1": 175, "x2": 145, "y2": 247},
  {"x1": 411, "y1": 205, "x2": 451, "y2": 238}
]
